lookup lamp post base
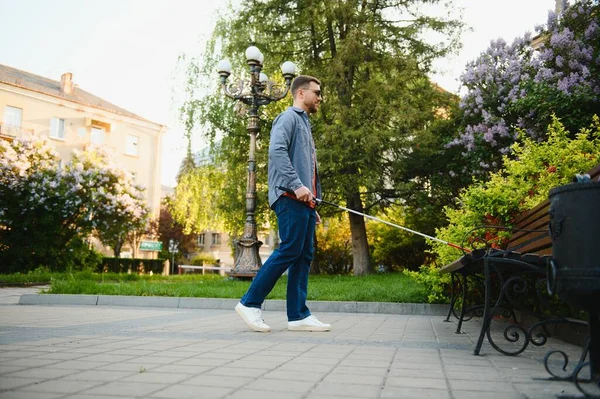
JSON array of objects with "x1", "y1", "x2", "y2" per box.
[{"x1": 228, "y1": 238, "x2": 263, "y2": 279}]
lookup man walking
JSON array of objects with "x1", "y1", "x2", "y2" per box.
[{"x1": 235, "y1": 75, "x2": 331, "y2": 332}]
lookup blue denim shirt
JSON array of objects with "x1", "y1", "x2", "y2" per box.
[{"x1": 268, "y1": 106, "x2": 321, "y2": 207}]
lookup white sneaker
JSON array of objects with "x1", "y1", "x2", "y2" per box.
[
  {"x1": 288, "y1": 315, "x2": 331, "y2": 332},
  {"x1": 235, "y1": 302, "x2": 271, "y2": 332}
]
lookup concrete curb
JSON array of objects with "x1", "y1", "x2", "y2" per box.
[{"x1": 18, "y1": 294, "x2": 448, "y2": 316}]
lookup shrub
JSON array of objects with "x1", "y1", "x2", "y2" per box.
[
  {"x1": 408, "y1": 116, "x2": 600, "y2": 303},
  {"x1": 315, "y1": 215, "x2": 352, "y2": 274},
  {"x1": 100, "y1": 258, "x2": 167, "y2": 274},
  {"x1": 451, "y1": 0, "x2": 600, "y2": 175},
  {"x1": 0, "y1": 138, "x2": 150, "y2": 272}
]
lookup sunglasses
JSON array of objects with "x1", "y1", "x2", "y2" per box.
[{"x1": 303, "y1": 88, "x2": 321, "y2": 97}]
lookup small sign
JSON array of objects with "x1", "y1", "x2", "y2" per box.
[{"x1": 139, "y1": 241, "x2": 163, "y2": 251}]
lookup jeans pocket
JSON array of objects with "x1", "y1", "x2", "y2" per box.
[{"x1": 274, "y1": 196, "x2": 290, "y2": 217}]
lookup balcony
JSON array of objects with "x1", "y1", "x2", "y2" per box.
[{"x1": 0, "y1": 123, "x2": 34, "y2": 142}]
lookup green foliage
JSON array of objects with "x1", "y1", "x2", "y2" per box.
[
  {"x1": 404, "y1": 264, "x2": 451, "y2": 303},
  {"x1": 0, "y1": 266, "x2": 54, "y2": 285},
  {"x1": 63, "y1": 238, "x2": 104, "y2": 272},
  {"x1": 409, "y1": 116, "x2": 600, "y2": 302},
  {"x1": 366, "y1": 205, "x2": 430, "y2": 272},
  {"x1": 315, "y1": 215, "x2": 352, "y2": 274},
  {"x1": 170, "y1": 165, "x2": 226, "y2": 234}
]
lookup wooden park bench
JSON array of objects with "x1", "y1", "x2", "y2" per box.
[{"x1": 441, "y1": 164, "x2": 600, "y2": 356}]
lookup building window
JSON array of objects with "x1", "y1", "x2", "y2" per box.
[
  {"x1": 3, "y1": 106, "x2": 22, "y2": 127},
  {"x1": 212, "y1": 233, "x2": 221, "y2": 246},
  {"x1": 126, "y1": 134, "x2": 139, "y2": 156},
  {"x1": 91, "y1": 126, "x2": 105, "y2": 145},
  {"x1": 198, "y1": 234, "x2": 205, "y2": 246},
  {"x1": 50, "y1": 117, "x2": 66, "y2": 139}
]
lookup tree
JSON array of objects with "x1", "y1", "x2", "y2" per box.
[
  {"x1": 68, "y1": 150, "x2": 151, "y2": 258},
  {"x1": 184, "y1": 0, "x2": 464, "y2": 275},
  {"x1": 158, "y1": 199, "x2": 198, "y2": 261},
  {"x1": 0, "y1": 138, "x2": 84, "y2": 272},
  {"x1": 450, "y1": 0, "x2": 600, "y2": 175},
  {"x1": 170, "y1": 164, "x2": 227, "y2": 235},
  {"x1": 0, "y1": 138, "x2": 150, "y2": 271}
]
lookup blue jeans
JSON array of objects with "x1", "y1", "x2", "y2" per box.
[{"x1": 241, "y1": 196, "x2": 316, "y2": 321}]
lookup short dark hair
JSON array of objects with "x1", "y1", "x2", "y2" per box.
[{"x1": 291, "y1": 75, "x2": 321, "y2": 98}]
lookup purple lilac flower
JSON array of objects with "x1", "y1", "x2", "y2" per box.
[
  {"x1": 585, "y1": 21, "x2": 599, "y2": 40},
  {"x1": 547, "y1": 10, "x2": 558, "y2": 31}
]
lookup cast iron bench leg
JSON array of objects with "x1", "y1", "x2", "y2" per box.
[
  {"x1": 444, "y1": 272, "x2": 457, "y2": 323},
  {"x1": 456, "y1": 272, "x2": 468, "y2": 334},
  {"x1": 591, "y1": 311, "x2": 599, "y2": 380},
  {"x1": 474, "y1": 257, "x2": 492, "y2": 355}
]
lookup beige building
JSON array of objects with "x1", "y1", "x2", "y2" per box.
[{"x1": 0, "y1": 63, "x2": 167, "y2": 257}]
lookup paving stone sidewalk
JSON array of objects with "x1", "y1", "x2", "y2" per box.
[{"x1": 0, "y1": 287, "x2": 589, "y2": 399}]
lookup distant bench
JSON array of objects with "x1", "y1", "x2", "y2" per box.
[
  {"x1": 178, "y1": 264, "x2": 232, "y2": 276},
  {"x1": 440, "y1": 164, "x2": 600, "y2": 356}
]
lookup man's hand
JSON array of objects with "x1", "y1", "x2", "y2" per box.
[
  {"x1": 294, "y1": 186, "x2": 313, "y2": 202},
  {"x1": 316, "y1": 211, "x2": 321, "y2": 225}
]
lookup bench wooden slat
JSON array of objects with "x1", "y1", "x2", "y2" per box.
[
  {"x1": 509, "y1": 222, "x2": 549, "y2": 244},
  {"x1": 510, "y1": 232, "x2": 550, "y2": 249},
  {"x1": 509, "y1": 223, "x2": 549, "y2": 245},
  {"x1": 439, "y1": 249, "x2": 487, "y2": 274},
  {"x1": 515, "y1": 200, "x2": 550, "y2": 227},
  {"x1": 513, "y1": 200, "x2": 549, "y2": 226},
  {"x1": 439, "y1": 256, "x2": 469, "y2": 274}
]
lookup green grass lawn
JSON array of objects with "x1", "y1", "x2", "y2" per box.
[{"x1": 0, "y1": 271, "x2": 428, "y2": 303}]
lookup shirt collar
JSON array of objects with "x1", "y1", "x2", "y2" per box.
[{"x1": 290, "y1": 106, "x2": 308, "y2": 116}]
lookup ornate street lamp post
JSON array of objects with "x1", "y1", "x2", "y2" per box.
[{"x1": 217, "y1": 46, "x2": 296, "y2": 278}]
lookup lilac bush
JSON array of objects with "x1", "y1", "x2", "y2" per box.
[
  {"x1": 0, "y1": 138, "x2": 149, "y2": 272},
  {"x1": 450, "y1": 0, "x2": 600, "y2": 175},
  {"x1": 66, "y1": 149, "x2": 150, "y2": 258}
]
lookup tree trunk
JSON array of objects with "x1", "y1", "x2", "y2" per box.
[
  {"x1": 347, "y1": 191, "x2": 370, "y2": 275},
  {"x1": 130, "y1": 233, "x2": 139, "y2": 259},
  {"x1": 113, "y1": 239, "x2": 123, "y2": 258}
]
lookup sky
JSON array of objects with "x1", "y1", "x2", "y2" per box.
[{"x1": 0, "y1": 0, "x2": 555, "y2": 187}]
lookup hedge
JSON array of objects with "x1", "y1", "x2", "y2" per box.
[{"x1": 99, "y1": 258, "x2": 167, "y2": 274}]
